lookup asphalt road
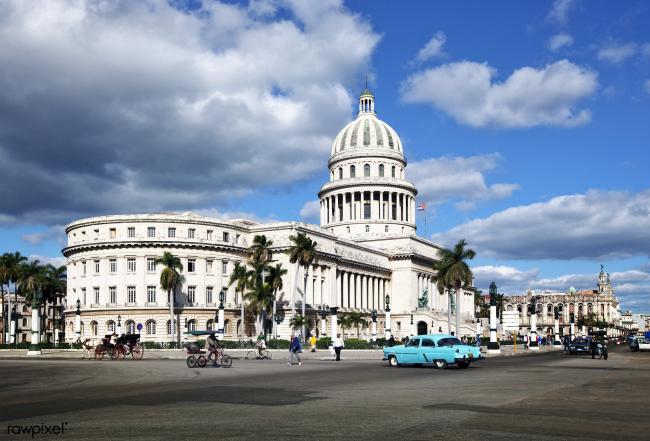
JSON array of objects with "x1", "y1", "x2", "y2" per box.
[{"x1": 0, "y1": 346, "x2": 648, "y2": 440}]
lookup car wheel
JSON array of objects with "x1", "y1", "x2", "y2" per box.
[
  {"x1": 434, "y1": 360, "x2": 448, "y2": 369},
  {"x1": 388, "y1": 355, "x2": 399, "y2": 367}
]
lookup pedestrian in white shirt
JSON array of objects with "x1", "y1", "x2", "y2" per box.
[{"x1": 333, "y1": 333, "x2": 344, "y2": 362}]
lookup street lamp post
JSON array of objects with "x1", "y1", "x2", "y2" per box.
[
  {"x1": 75, "y1": 299, "x2": 81, "y2": 342},
  {"x1": 371, "y1": 309, "x2": 377, "y2": 342},
  {"x1": 570, "y1": 312, "x2": 575, "y2": 341},
  {"x1": 218, "y1": 290, "x2": 225, "y2": 339},
  {"x1": 319, "y1": 306, "x2": 329, "y2": 337},
  {"x1": 487, "y1": 282, "x2": 500, "y2": 353},
  {"x1": 410, "y1": 314, "x2": 414, "y2": 337},
  {"x1": 28, "y1": 289, "x2": 42, "y2": 356},
  {"x1": 553, "y1": 307, "x2": 562, "y2": 347},
  {"x1": 384, "y1": 294, "x2": 391, "y2": 340},
  {"x1": 476, "y1": 318, "x2": 482, "y2": 348},
  {"x1": 529, "y1": 295, "x2": 539, "y2": 350},
  {"x1": 117, "y1": 314, "x2": 122, "y2": 336},
  {"x1": 329, "y1": 306, "x2": 338, "y2": 338},
  {"x1": 274, "y1": 312, "x2": 282, "y2": 340}
]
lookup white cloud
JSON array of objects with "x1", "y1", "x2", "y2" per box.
[
  {"x1": 547, "y1": 0, "x2": 576, "y2": 25},
  {"x1": 548, "y1": 33, "x2": 574, "y2": 51},
  {"x1": 20, "y1": 225, "x2": 66, "y2": 246},
  {"x1": 408, "y1": 154, "x2": 518, "y2": 211},
  {"x1": 0, "y1": 0, "x2": 380, "y2": 226},
  {"x1": 299, "y1": 200, "x2": 321, "y2": 224},
  {"x1": 433, "y1": 190, "x2": 650, "y2": 260},
  {"x1": 643, "y1": 43, "x2": 650, "y2": 58},
  {"x1": 28, "y1": 254, "x2": 67, "y2": 268},
  {"x1": 415, "y1": 32, "x2": 447, "y2": 62},
  {"x1": 597, "y1": 42, "x2": 637, "y2": 64},
  {"x1": 400, "y1": 59, "x2": 597, "y2": 128},
  {"x1": 644, "y1": 79, "x2": 650, "y2": 95}
]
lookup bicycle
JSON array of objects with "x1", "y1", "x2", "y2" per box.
[
  {"x1": 245, "y1": 349, "x2": 272, "y2": 360},
  {"x1": 208, "y1": 347, "x2": 233, "y2": 368}
]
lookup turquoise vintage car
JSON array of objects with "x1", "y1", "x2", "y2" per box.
[{"x1": 383, "y1": 334, "x2": 483, "y2": 369}]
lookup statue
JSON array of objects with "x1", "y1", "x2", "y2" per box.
[{"x1": 417, "y1": 287, "x2": 428, "y2": 309}]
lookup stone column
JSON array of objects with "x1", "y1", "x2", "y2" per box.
[
  {"x1": 530, "y1": 308, "x2": 539, "y2": 350},
  {"x1": 342, "y1": 271, "x2": 349, "y2": 308},
  {"x1": 487, "y1": 282, "x2": 500, "y2": 353},
  {"x1": 330, "y1": 307, "x2": 338, "y2": 338},
  {"x1": 28, "y1": 302, "x2": 41, "y2": 355},
  {"x1": 335, "y1": 269, "x2": 341, "y2": 308},
  {"x1": 379, "y1": 190, "x2": 384, "y2": 220},
  {"x1": 356, "y1": 274, "x2": 361, "y2": 309}
]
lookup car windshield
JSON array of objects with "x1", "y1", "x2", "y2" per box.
[
  {"x1": 407, "y1": 339, "x2": 420, "y2": 347},
  {"x1": 437, "y1": 338, "x2": 461, "y2": 346}
]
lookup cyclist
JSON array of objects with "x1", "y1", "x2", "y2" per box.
[
  {"x1": 256, "y1": 336, "x2": 266, "y2": 358},
  {"x1": 205, "y1": 332, "x2": 220, "y2": 366}
]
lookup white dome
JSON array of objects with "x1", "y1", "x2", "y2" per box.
[{"x1": 330, "y1": 90, "x2": 403, "y2": 157}]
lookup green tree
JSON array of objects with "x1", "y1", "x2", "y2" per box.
[
  {"x1": 433, "y1": 239, "x2": 476, "y2": 337},
  {"x1": 288, "y1": 232, "x2": 317, "y2": 340},
  {"x1": 39, "y1": 264, "x2": 66, "y2": 343},
  {"x1": 250, "y1": 234, "x2": 273, "y2": 266},
  {"x1": 346, "y1": 311, "x2": 368, "y2": 339},
  {"x1": 244, "y1": 281, "x2": 274, "y2": 336},
  {"x1": 155, "y1": 252, "x2": 183, "y2": 344},
  {"x1": 289, "y1": 313, "x2": 310, "y2": 335},
  {"x1": 2, "y1": 252, "x2": 27, "y2": 341},
  {"x1": 229, "y1": 262, "x2": 249, "y2": 340},
  {"x1": 267, "y1": 263, "x2": 287, "y2": 337},
  {"x1": 0, "y1": 254, "x2": 8, "y2": 341},
  {"x1": 337, "y1": 314, "x2": 352, "y2": 338},
  {"x1": 474, "y1": 291, "x2": 488, "y2": 318},
  {"x1": 495, "y1": 293, "x2": 505, "y2": 320}
]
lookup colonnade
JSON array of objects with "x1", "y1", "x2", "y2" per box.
[
  {"x1": 321, "y1": 190, "x2": 415, "y2": 225},
  {"x1": 416, "y1": 273, "x2": 446, "y2": 312},
  {"x1": 335, "y1": 269, "x2": 389, "y2": 311},
  {"x1": 303, "y1": 265, "x2": 330, "y2": 307}
]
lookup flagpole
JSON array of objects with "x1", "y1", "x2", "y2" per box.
[{"x1": 425, "y1": 206, "x2": 427, "y2": 238}]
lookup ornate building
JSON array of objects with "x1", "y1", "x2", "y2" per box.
[
  {"x1": 502, "y1": 267, "x2": 621, "y2": 337},
  {"x1": 63, "y1": 89, "x2": 476, "y2": 342}
]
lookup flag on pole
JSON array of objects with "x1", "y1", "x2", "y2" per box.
[{"x1": 417, "y1": 202, "x2": 426, "y2": 211}]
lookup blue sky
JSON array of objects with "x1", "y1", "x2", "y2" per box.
[{"x1": 0, "y1": 0, "x2": 649, "y2": 310}]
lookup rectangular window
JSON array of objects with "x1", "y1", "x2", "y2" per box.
[
  {"x1": 187, "y1": 259, "x2": 196, "y2": 273},
  {"x1": 94, "y1": 260, "x2": 100, "y2": 273},
  {"x1": 109, "y1": 259, "x2": 117, "y2": 273},
  {"x1": 109, "y1": 228, "x2": 116, "y2": 239},
  {"x1": 206, "y1": 230, "x2": 213, "y2": 240},
  {"x1": 206, "y1": 287, "x2": 213, "y2": 304},
  {"x1": 147, "y1": 227, "x2": 155, "y2": 238},
  {"x1": 222, "y1": 260, "x2": 228, "y2": 275},
  {"x1": 147, "y1": 286, "x2": 156, "y2": 303},
  {"x1": 147, "y1": 258, "x2": 156, "y2": 272},
  {"x1": 127, "y1": 227, "x2": 135, "y2": 238},
  {"x1": 188, "y1": 228, "x2": 195, "y2": 239},
  {"x1": 109, "y1": 286, "x2": 116, "y2": 304},
  {"x1": 127, "y1": 286, "x2": 136, "y2": 303},
  {"x1": 94, "y1": 287, "x2": 100, "y2": 304},
  {"x1": 222, "y1": 231, "x2": 229, "y2": 242},
  {"x1": 168, "y1": 227, "x2": 176, "y2": 238},
  {"x1": 188, "y1": 286, "x2": 196, "y2": 304},
  {"x1": 127, "y1": 258, "x2": 136, "y2": 272},
  {"x1": 206, "y1": 259, "x2": 213, "y2": 274},
  {"x1": 236, "y1": 234, "x2": 240, "y2": 244},
  {"x1": 82, "y1": 261, "x2": 86, "y2": 275},
  {"x1": 82, "y1": 288, "x2": 86, "y2": 305}
]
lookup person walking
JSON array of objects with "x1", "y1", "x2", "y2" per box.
[
  {"x1": 288, "y1": 335, "x2": 302, "y2": 366},
  {"x1": 309, "y1": 334, "x2": 317, "y2": 352},
  {"x1": 333, "y1": 333, "x2": 344, "y2": 361}
]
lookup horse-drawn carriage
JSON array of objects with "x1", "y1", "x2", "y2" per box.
[{"x1": 94, "y1": 333, "x2": 144, "y2": 360}]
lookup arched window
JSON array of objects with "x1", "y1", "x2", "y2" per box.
[
  {"x1": 187, "y1": 319, "x2": 196, "y2": 331},
  {"x1": 365, "y1": 225, "x2": 370, "y2": 233},
  {"x1": 350, "y1": 165, "x2": 356, "y2": 178},
  {"x1": 384, "y1": 225, "x2": 388, "y2": 233},
  {"x1": 379, "y1": 164, "x2": 384, "y2": 177},
  {"x1": 506, "y1": 305, "x2": 513, "y2": 311},
  {"x1": 90, "y1": 321, "x2": 98, "y2": 336},
  {"x1": 125, "y1": 320, "x2": 135, "y2": 334},
  {"x1": 146, "y1": 320, "x2": 156, "y2": 335},
  {"x1": 80, "y1": 322, "x2": 84, "y2": 336},
  {"x1": 547, "y1": 304, "x2": 553, "y2": 314},
  {"x1": 338, "y1": 167, "x2": 343, "y2": 179},
  {"x1": 206, "y1": 319, "x2": 214, "y2": 331},
  {"x1": 346, "y1": 226, "x2": 350, "y2": 233},
  {"x1": 391, "y1": 165, "x2": 396, "y2": 178},
  {"x1": 107, "y1": 320, "x2": 115, "y2": 334},
  {"x1": 364, "y1": 163, "x2": 370, "y2": 177},
  {"x1": 167, "y1": 320, "x2": 172, "y2": 335},
  {"x1": 224, "y1": 319, "x2": 230, "y2": 334}
]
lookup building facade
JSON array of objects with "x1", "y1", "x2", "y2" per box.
[
  {"x1": 63, "y1": 90, "x2": 476, "y2": 342},
  {"x1": 501, "y1": 268, "x2": 621, "y2": 338}
]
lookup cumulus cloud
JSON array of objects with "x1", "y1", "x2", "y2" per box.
[
  {"x1": 644, "y1": 79, "x2": 650, "y2": 95},
  {"x1": 433, "y1": 190, "x2": 650, "y2": 260},
  {"x1": 408, "y1": 154, "x2": 519, "y2": 211},
  {"x1": 28, "y1": 254, "x2": 67, "y2": 268},
  {"x1": 548, "y1": 33, "x2": 574, "y2": 52},
  {"x1": 415, "y1": 32, "x2": 447, "y2": 62},
  {"x1": 20, "y1": 225, "x2": 66, "y2": 246},
  {"x1": 0, "y1": 0, "x2": 380, "y2": 226},
  {"x1": 547, "y1": 0, "x2": 576, "y2": 25},
  {"x1": 299, "y1": 200, "x2": 321, "y2": 224},
  {"x1": 472, "y1": 264, "x2": 650, "y2": 311},
  {"x1": 597, "y1": 42, "x2": 637, "y2": 64},
  {"x1": 400, "y1": 60, "x2": 597, "y2": 128}
]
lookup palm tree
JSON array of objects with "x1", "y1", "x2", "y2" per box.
[
  {"x1": 3, "y1": 252, "x2": 27, "y2": 342},
  {"x1": 288, "y1": 232, "x2": 317, "y2": 340},
  {"x1": 474, "y1": 291, "x2": 488, "y2": 318},
  {"x1": 229, "y1": 262, "x2": 249, "y2": 341},
  {"x1": 250, "y1": 234, "x2": 273, "y2": 266},
  {"x1": 495, "y1": 293, "x2": 505, "y2": 320},
  {"x1": 267, "y1": 263, "x2": 287, "y2": 338},
  {"x1": 347, "y1": 311, "x2": 368, "y2": 339},
  {"x1": 0, "y1": 254, "x2": 9, "y2": 342},
  {"x1": 17, "y1": 260, "x2": 47, "y2": 350},
  {"x1": 155, "y1": 252, "x2": 183, "y2": 345},
  {"x1": 244, "y1": 281, "x2": 274, "y2": 336},
  {"x1": 289, "y1": 314, "x2": 309, "y2": 336},
  {"x1": 337, "y1": 314, "x2": 352, "y2": 338},
  {"x1": 42, "y1": 265, "x2": 66, "y2": 343},
  {"x1": 433, "y1": 239, "x2": 475, "y2": 337}
]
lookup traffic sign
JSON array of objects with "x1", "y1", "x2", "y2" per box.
[
  {"x1": 137, "y1": 323, "x2": 143, "y2": 331},
  {"x1": 501, "y1": 311, "x2": 520, "y2": 332}
]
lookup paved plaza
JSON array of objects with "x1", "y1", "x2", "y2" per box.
[{"x1": 1, "y1": 346, "x2": 648, "y2": 440}]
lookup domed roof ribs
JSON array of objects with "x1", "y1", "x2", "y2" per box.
[
  {"x1": 350, "y1": 120, "x2": 361, "y2": 147},
  {"x1": 372, "y1": 120, "x2": 383, "y2": 145},
  {"x1": 363, "y1": 120, "x2": 370, "y2": 146},
  {"x1": 382, "y1": 122, "x2": 394, "y2": 149}
]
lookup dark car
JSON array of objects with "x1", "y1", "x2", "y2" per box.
[{"x1": 564, "y1": 338, "x2": 591, "y2": 355}]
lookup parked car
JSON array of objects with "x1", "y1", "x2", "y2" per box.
[
  {"x1": 564, "y1": 338, "x2": 592, "y2": 355},
  {"x1": 630, "y1": 337, "x2": 650, "y2": 352},
  {"x1": 382, "y1": 334, "x2": 482, "y2": 369}
]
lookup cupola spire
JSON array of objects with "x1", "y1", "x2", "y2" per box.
[{"x1": 358, "y1": 77, "x2": 375, "y2": 114}]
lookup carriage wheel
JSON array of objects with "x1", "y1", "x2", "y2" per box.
[
  {"x1": 186, "y1": 356, "x2": 197, "y2": 368},
  {"x1": 197, "y1": 355, "x2": 208, "y2": 368},
  {"x1": 95, "y1": 347, "x2": 105, "y2": 360},
  {"x1": 131, "y1": 344, "x2": 144, "y2": 360},
  {"x1": 115, "y1": 345, "x2": 127, "y2": 360}
]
